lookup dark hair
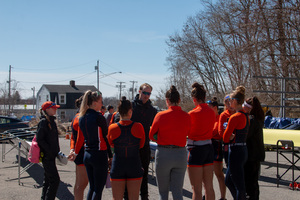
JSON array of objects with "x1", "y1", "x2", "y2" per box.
[
  {"x1": 139, "y1": 83, "x2": 153, "y2": 91},
  {"x1": 118, "y1": 96, "x2": 132, "y2": 116},
  {"x1": 101, "y1": 106, "x2": 106, "y2": 110},
  {"x1": 75, "y1": 96, "x2": 83, "y2": 109},
  {"x1": 165, "y1": 85, "x2": 180, "y2": 104},
  {"x1": 79, "y1": 90, "x2": 102, "y2": 117},
  {"x1": 207, "y1": 97, "x2": 218, "y2": 108},
  {"x1": 191, "y1": 82, "x2": 206, "y2": 102},
  {"x1": 107, "y1": 105, "x2": 114, "y2": 110},
  {"x1": 250, "y1": 96, "x2": 265, "y2": 122},
  {"x1": 231, "y1": 85, "x2": 246, "y2": 105}
]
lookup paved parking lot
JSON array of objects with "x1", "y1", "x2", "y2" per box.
[{"x1": 1, "y1": 137, "x2": 300, "y2": 200}]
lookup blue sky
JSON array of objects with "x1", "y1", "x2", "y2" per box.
[{"x1": 0, "y1": 0, "x2": 203, "y2": 99}]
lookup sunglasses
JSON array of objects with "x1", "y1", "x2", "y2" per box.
[
  {"x1": 45, "y1": 103, "x2": 57, "y2": 109},
  {"x1": 230, "y1": 98, "x2": 239, "y2": 101},
  {"x1": 142, "y1": 91, "x2": 151, "y2": 96}
]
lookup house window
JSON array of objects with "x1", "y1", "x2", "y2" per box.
[
  {"x1": 59, "y1": 94, "x2": 66, "y2": 104},
  {"x1": 60, "y1": 111, "x2": 66, "y2": 120},
  {"x1": 39, "y1": 96, "x2": 41, "y2": 101},
  {"x1": 46, "y1": 95, "x2": 49, "y2": 101}
]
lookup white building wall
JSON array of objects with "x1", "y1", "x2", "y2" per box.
[{"x1": 36, "y1": 86, "x2": 50, "y2": 111}]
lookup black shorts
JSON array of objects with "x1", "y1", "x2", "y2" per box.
[
  {"x1": 187, "y1": 144, "x2": 214, "y2": 167},
  {"x1": 212, "y1": 139, "x2": 223, "y2": 162},
  {"x1": 110, "y1": 157, "x2": 144, "y2": 181}
]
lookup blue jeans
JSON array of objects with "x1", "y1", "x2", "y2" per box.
[
  {"x1": 225, "y1": 145, "x2": 248, "y2": 200},
  {"x1": 155, "y1": 146, "x2": 187, "y2": 200},
  {"x1": 84, "y1": 150, "x2": 108, "y2": 200}
]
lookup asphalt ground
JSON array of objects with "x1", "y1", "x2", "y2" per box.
[{"x1": 1, "y1": 136, "x2": 300, "y2": 200}]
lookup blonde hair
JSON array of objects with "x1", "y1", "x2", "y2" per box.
[{"x1": 79, "y1": 90, "x2": 102, "y2": 118}]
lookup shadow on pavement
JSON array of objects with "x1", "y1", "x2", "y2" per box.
[{"x1": 18, "y1": 156, "x2": 74, "y2": 200}]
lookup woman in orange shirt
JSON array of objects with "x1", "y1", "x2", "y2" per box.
[
  {"x1": 68, "y1": 96, "x2": 88, "y2": 200},
  {"x1": 223, "y1": 86, "x2": 249, "y2": 200},
  {"x1": 108, "y1": 96, "x2": 145, "y2": 200},
  {"x1": 207, "y1": 97, "x2": 226, "y2": 200},
  {"x1": 187, "y1": 82, "x2": 216, "y2": 200},
  {"x1": 149, "y1": 85, "x2": 191, "y2": 200}
]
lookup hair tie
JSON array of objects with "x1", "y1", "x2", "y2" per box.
[{"x1": 243, "y1": 101, "x2": 253, "y2": 109}]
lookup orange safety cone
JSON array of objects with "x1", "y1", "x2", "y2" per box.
[{"x1": 65, "y1": 133, "x2": 70, "y2": 140}]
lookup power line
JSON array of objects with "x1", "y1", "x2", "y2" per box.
[
  {"x1": 18, "y1": 71, "x2": 96, "y2": 84},
  {"x1": 13, "y1": 59, "x2": 97, "y2": 71}
]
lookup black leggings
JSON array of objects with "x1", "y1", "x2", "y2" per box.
[
  {"x1": 41, "y1": 157, "x2": 60, "y2": 200},
  {"x1": 84, "y1": 150, "x2": 108, "y2": 200}
]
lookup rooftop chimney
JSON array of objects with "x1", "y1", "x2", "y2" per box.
[{"x1": 70, "y1": 80, "x2": 75, "y2": 87}]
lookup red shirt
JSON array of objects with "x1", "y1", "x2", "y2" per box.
[
  {"x1": 108, "y1": 120, "x2": 145, "y2": 149},
  {"x1": 223, "y1": 109, "x2": 248, "y2": 143},
  {"x1": 70, "y1": 113, "x2": 85, "y2": 155},
  {"x1": 218, "y1": 109, "x2": 232, "y2": 138},
  {"x1": 188, "y1": 103, "x2": 215, "y2": 141},
  {"x1": 149, "y1": 106, "x2": 191, "y2": 147},
  {"x1": 212, "y1": 115, "x2": 221, "y2": 140}
]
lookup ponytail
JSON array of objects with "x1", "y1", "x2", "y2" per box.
[
  {"x1": 39, "y1": 108, "x2": 52, "y2": 129},
  {"x1": 79, "y1": 90, "x2": 102, "y2": 118}
]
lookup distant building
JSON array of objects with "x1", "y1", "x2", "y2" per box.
[{"x1": 36, "y1": 80, "x2": 98, "y2": 122}]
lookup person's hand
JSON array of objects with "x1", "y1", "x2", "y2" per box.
[
  {"x1": 229, "y1": 134, "x2": 235, "y2": 140},
  {"x1": 67, "y1": 150, "x2": 76, "y2": 161}
]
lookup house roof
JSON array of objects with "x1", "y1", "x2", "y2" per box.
[{"x1": 43, "y1": 84, "x2": 98, "y2": 93}]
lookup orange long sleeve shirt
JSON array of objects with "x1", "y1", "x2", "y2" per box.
[
  {"x1": 218, "y1": 109, "x2": 232, "y2": 138},
  {"x1": 107, "y1": 120, "x2": 145, "y2": 149},
  {"x1": 212, "y1": 115, "x2": 221, "y2": 140},
  {"x1": 223, "y1": 109, "x2": 248, "y2": 143},
  {"x1": 70, "y1": 113, "x2": 84, "y2": 155},
  {"x1": 149, "y1": 106, "x2": 191, "y2": 147},
  {"x1": 188, "y1": 103, "x2": 215, "y2": 141}
]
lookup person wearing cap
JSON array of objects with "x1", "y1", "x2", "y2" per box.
[
  {"x1": 218, "y1": 95, "x2": 235, "y2": 167},
  {"x1": 36, "y1": 101, "x2": 61, "y2": 200},
  {"x1": 207, "y1": 97, "x2": 226, "y2": 200}
]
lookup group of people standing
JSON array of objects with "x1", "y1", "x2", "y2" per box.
[{"x1": 36, "y1": 81, "x2": 265, "y2": 200}]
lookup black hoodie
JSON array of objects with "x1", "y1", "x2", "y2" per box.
[{"x1": 131, "y1": 94, "x2": 157, "y2": 146}]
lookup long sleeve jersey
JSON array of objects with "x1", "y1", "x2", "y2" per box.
[
  {"x1": 70, "y1": 113, "x2": 85, "y2": 155},
  {"x1": 79, "y1": 109, "x2": 112, "y2": 158},
  {"x1": 212, "y1": 115, "x2": 221, "y2": 140},
  {"x1": 188, "y1": 103, "x2": 215, "y2": 141},
  {"x1": 107, "y1": 120, "x2": 145, "y2": 149},
  {"x1": 149, "y1": 106, "x2": 191, "y2": 147},
  {"x1": 218, "y1": 109, "x2": 233, "y2": 139},
  {"x1": 223, "y1": 109, "x2": 249, "y2": 143}
]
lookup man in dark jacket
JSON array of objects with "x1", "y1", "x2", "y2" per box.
[{"x1": 130, "y1": 83, "x2": 157, "y2": 200}]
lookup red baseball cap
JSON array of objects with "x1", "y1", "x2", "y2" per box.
[{"x1": 42, "y1": 101, "x2": 60, "y2": 110}]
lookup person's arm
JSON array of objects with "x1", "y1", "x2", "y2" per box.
[
  {"x1": 98, "y1": 114, "x2": 113, "y2": 158},
  {"x1": 149, "y1": 114, "x2": 160, "y2": 142},
  {"x1": 223, "y1": 115, "x2": 239, "y2": 143}
]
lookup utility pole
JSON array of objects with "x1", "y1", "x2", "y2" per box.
[
  {"x1": 31, "y1": 87, "x2": 35, "y2": 110},
  {"x1": 129, "y1": 81, "x2": 138, "y2": 100},
  {"x1": 95, "y1": 60, "x2": 100, "y2": 90},
  {"x1": 7, "y1": 65, "x2": 12, "y2": 114},
  {"x1": 116, "y1": 82, "x2": 126, "y2": 100}
]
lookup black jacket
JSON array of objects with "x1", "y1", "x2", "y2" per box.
[
  {"x1": 36, "y1": 116, "x2": 60, "y2": 160},
  {"x1": 131, "y1": 94, "x2": 157, "y2": 146},
  {"x1": 246, "y1": 115, "x2": 265, "y2": 162}
]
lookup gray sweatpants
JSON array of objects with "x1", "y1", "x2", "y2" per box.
[{"x1": 155, "y1": 146, "x2": 187, "y2": 200}]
